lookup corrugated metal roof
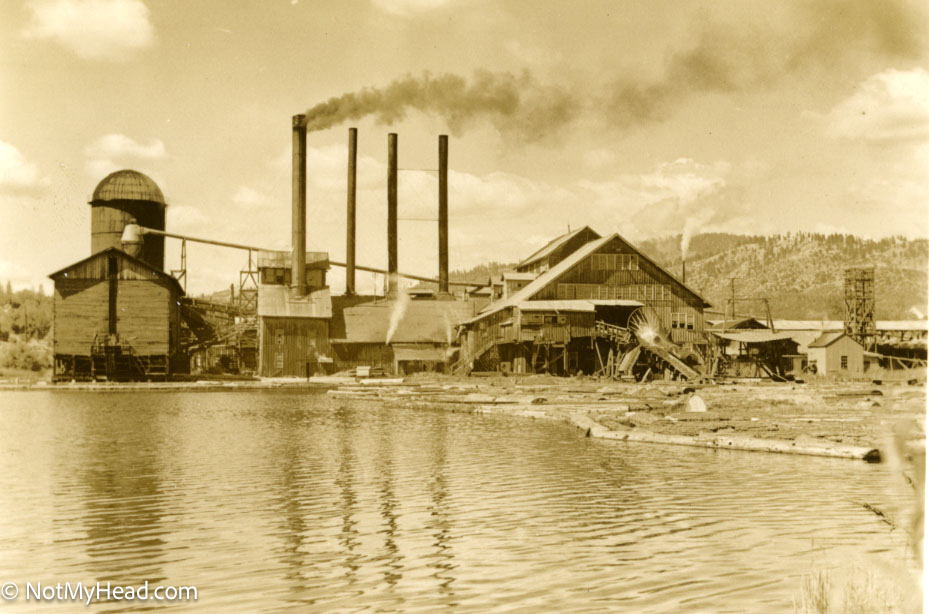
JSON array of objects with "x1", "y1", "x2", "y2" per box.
[
  {"x1": 876, "y1": 320, "x2": 929, "y2": 332},
  {"x1": 332, "y1": 299, "x2": 474, "y2": 344},
  {"x1": 257, "y1": 286, "x2": 332, "y2": 318},
  {"x1": 516, "y1": 299, "x2": 643, "y2": 312},
  {"x1": 91, "y1": 170, "x2": 166, "y2": 204},
  {"x1": 712, "y1": 330, "x2": 797, "y2": 343},
  {"x1": 517, "y1": 226, "x2": 600, "y2": 268},
  {"x1": 772, "y1": 320, "x2": 843, "y2": 331},
  {"x1": 503, "y1": 271, "x2": 537, "y2": 281}
]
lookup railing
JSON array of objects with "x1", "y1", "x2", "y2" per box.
[{"x1": 594, "y1": 321, "x2": 632, "y2": 345}]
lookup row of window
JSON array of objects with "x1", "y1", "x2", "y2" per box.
[
  {"x1": 591, "y1": 253, "x2": 639, "y2": 271},
  {"x1": 671, "y1": 313, "x2": 696, "y2": 330},
  {"x1": 260, "y1": 267, "x2": 325, "y2": 288},
  {"x1": 556, "y1": 283, "x2": 672, "y2": 301}
]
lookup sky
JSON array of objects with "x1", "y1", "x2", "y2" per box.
[{"x1": 1, "y1": 0, "x2": 927, "y2": 294}]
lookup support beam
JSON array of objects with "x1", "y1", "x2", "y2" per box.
[
  {"x1": 292, "y1": 114, "x2": 308, "y2": 297},
  {"x1": 346, "y1": 127, "x2": 357, "y2": 295},
  {"x1": 387, "y1": 133, "x2": 398, "y2": 296},
  {"x1": 438, "y1": 134, "x2": 449, "y2": 294}
]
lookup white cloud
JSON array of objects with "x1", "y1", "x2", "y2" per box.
[
  {"x1": 232, "y1": 186, "x2": 275, "y2": 211},
  {"x1": 576, "y1": 157, "x2": 738, "y2": 241},
  {"x1": 23, "y1": 0, "x2": 155, "y2": 61},
  {"x1": 86, "y1": 134, "x2": 166, "y2": 159},
  {"x1": 371, "y1": 0, "x2": 455, "y2": 16},
  {"x1": 826, "y1": 68, "x2": 929, "y2": 144},
  {"x1": 0, "y1": 141, "x2": 45, "y2": 192},
  {"x1": 84, "y1": 133, "x2": 167, "y2": 176}
]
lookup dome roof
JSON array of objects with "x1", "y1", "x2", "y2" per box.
[{"x1": 91, "y1": 170, "x2": 166, "y2": 205}]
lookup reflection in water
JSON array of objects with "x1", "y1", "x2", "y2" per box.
[
  {"x1": 375, "y1": 411, "x2": 403, "y2": 591},
  {"x1": 0, "y1": 391, "x2": 916, "y2": 614},
  {"x1": 427, "y1": 418, "x2": 457, "y2": 601},
  {"x1": 69, "y1": 399, "x2": 168, "y2": 585},
  {"x1": 335, "y1": 404, "x2": 361, "y2": 586},
  {"x1": 271, "y1": 409, "x2": 310, "y2": 599}
]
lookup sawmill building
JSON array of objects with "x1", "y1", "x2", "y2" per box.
[{"x1": 459, "y1": 229, "x2": 711, "y2": 376}]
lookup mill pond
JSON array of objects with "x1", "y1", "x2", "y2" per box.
[{"x1": 0, "y1": 389, "x2": 918, "y2": 613}]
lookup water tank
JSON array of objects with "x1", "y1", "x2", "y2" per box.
[{"x1": 89, "y1": 170, "x2": 167, "y2": 270}]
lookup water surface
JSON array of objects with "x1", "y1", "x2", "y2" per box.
[{"x1": 0, "y1": 390, "x2": 913, "y2": 612}]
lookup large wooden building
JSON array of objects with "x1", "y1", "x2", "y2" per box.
[
  {"x1": 256, "y1": 250, "x2": 332, "y2": 377},
  {"x1": 459, "y1": 228, "x2": 711, "y2": 377},
  {"x1": 49, "y1": 247, "x2": 185, "y2": 381}
]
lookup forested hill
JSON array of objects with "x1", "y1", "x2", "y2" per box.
[{"x1": 451, "y1": 233, "x2": 929, "y2": 320}]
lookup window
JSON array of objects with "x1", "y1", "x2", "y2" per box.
[
  {"x1": 840, "y1": 355, "x2": 848, "y2": 370},
  {"x1": 261, "y1": 267, "x2": 291, "y2": 285},
  {"x1": 671, "y1": 312, "x2": 695, "y2": 330}
]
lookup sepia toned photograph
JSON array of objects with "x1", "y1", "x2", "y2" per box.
[{"x1": 0, "y1": 0, "x2": 926, "y2": 612}]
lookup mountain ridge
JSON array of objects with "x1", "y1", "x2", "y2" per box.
[{"x1": 450, "y1": 232, "x2": 929, "y2": 320}]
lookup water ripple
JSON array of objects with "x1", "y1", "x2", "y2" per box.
[{"x1": 0, "y1": 390, "x2": 914, "y2": 613}]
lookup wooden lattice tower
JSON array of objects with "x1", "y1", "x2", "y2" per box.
[{"x1": 844, "y1": 267, "x2": 875, "y2": 350}]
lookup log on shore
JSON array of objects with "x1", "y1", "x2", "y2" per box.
[{"x1": 568, "y1": 415, "x2": 881, "y2": 462}]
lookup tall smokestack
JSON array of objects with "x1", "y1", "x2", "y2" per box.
[
  {"x1": 682, "y1": 260, "x2": 686, "y2": 284},
  {"x1": 387, "y1": 133, "x2": 398, "y2": 297},
  {"x1": 438, "y1": 135, "x2": 449, "y2": 294},
  {"x1": 292, "y1": 114, "x2": 308, "y2": 297},
  {"x1": 346, "y1": 127, "x2": 357, "y2": 295}
]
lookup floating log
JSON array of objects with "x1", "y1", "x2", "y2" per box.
[{"x1": 568, "y1": 414, "x2": 881, "y2": 462}]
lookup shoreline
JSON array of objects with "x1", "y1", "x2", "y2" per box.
[
  {"x1": 2, "y1": 373, "x2": 923, "y2": 463},
  {"x1": 322, "y1": 374, "x2": 924, "y2": 463}
]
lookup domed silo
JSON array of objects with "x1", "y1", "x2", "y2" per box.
[{"x1": 89, "y1": 169, "x2": 167, "y2": 270}]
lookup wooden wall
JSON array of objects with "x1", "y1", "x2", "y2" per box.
[
  {"x1": 116, "y1": 280, "x2": 174, "y2": 354},
  {"x1": 259, "y1": 317, "x2": 330, "y2": 377},
  {"x1": 533, "y1": 236, "x2": 706, "y2": 344},
  {"x1": 54, "y1": 279, "x2": 109, "y2": 355},
  {"x1": 53, "y1": 276, "x2": 178, "y2": 356},
  {"x1": 517, "y1": 311, "x2": 595, "y2": 344}
]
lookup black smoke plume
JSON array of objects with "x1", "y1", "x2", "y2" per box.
[{"x1": 304, "y1": 70, "x2": 578, "y2": 142}]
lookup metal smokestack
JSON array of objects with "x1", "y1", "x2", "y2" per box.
[
  {"x1": 292, "y1": 114, "x2": 308, "y2": 297},
  {"x1": 682, "y1": 260, "x2": 686, "y2": 284},
  {"x1": 438, "y1": 135, "x2": 449, "y2": 294},
  {"x1": 346, "y1": 127, "x2": 357, "y2": 295},
  {"x1": 387, "y1": 133, "x2": 398, "y2": 297}
]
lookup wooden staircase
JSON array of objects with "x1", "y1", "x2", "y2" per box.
[{"x1": 90, "y1": 337, "x2": 168, "y2": 381}]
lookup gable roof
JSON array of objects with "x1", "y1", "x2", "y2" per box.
[
  {"x1": 473, "y1": 234, "x2": 616, "y2": 321},
  {"x1": 807, "y1": 331, "x2": 861, "y2": 349},
  {"x1": 49, "y1": 247, "x2": 185, "y2": 296},
  {"x1": 472, "y1": 232, "x2": 711, "y2": 322},
  {"x1": 517, "y1": 225, "x2": 601, "y2": 269}
]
